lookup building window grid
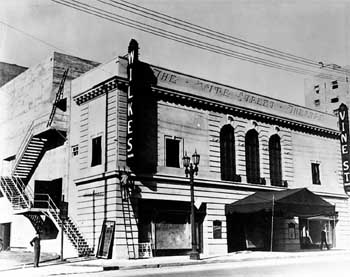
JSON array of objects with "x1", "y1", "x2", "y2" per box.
[
  {"x1": 165, "y1": 137, "x2": 181, "y2": 168},
  {"x1": 269, "y1": 134, "x2": 282, "y2": 187},
  {"x1": 213, "y1": 220, "x2": 222, "y2": 239},
  {"x1": 245, "y1": 129, "x2": 260, "y2": 184},
  {"x1": 220, "y1": 124, "x2": 237, "y2": 181},
  {"x1": 331, "y1": 80, "x2": 338, "y2": 89},
  {"x1": 91, "y1": 136, "x2": 102, "y2": 167},
  {"x1": 311, "y1": 162, "x2": 321, "y2": 185},
  {"x1": 71, "y1": 144, "x2": 79, "y2": 157},
  {"x1": 331, "y1": 97, "x2": 339, "y2": 103}
]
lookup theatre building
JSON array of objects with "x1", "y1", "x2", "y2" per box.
[{"x1": 68, "y1": 40, "x2": 350, "y2": 259}]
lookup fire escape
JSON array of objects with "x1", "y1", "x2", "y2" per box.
[{"x1": 0, "y1": 68, "x2": 93, "y2": 256}]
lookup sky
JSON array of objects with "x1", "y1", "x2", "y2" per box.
[{"x1": 1, "y1": 0, "x2": 350, "y2": 106}]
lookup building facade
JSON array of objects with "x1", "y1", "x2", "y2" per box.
[
  {"x1": 67, "y1": 41, "x2": 350, "y2": 259},
  {"x1": 1, "y1": 42, "x2": 350, "y2": 259}
]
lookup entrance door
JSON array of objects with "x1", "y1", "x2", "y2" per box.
[
  {"x1": 299, "y1": 217, "x2": 335, "y2": 249},
  {"x1": 34, "y1": 178, "x2": 62, "y2": 208}
]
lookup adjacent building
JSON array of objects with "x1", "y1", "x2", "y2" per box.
[{"x1": 0, "y1": 52, "x2": 99, "y2": 255}]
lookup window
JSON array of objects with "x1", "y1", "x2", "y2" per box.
[
  {"x1": 331, "y1": 80, "x2": 338, "y2": 89},
  {"x1": 314, "y1": 99, "x2": 320, "y2": 106},
  {"x1": 245, "y1": 129, "x2": 260, "y2": 184},
  {"x1": 91, "y1": 136, "x2": 102, "y2": 167},
  {"x1": 311, "y1": 163, "x2": 321, "y2": 185},
  {"x1": 269, "y1": 134, "x2": 282, "y2": 186},
  {"x1": 331, "y1": 97, "x2": 339, "y2": 103},
  {"x1": 165, "y1": 138, "x2": 180, "y2": 168},
  {"x1": 213, "y1": 220, "x2": 222, "y2": 239},
  {"x1": 71, "y1": 145, "x2": 79, "y2": 157},
  {"x1": 314, "y1": 85, "x2": 320, "y2": 94},
  {"x1": 220, "y1": 124, "x2": 236, "y2": 181}
]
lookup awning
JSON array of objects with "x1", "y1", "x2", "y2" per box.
[{"x1": 225, "y1": 188, "x2": 336, "y2": 217}]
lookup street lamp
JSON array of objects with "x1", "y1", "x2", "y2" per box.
[{"x1": 182, "y1": 150, "x2": 200, "y2": 260}]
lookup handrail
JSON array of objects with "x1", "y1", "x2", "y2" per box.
[
  {"x1": 34, "y1": 192, "x2": 90, "y2": 251},
  {"x1": 12, "y1": 113, "x2": 50, "y2": 175},
  {"x1": 0, "y1": 177, "x2": 14, "y2": 198}
]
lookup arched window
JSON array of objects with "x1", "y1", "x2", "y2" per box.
[
  {"x1": 220, "y1": 124, "x2": 236, "y2": 181},
  {"x1": 245, "y1": 129, "x2": 260, "y2": 184},
  {"x1": 269, "y1": 134, "x2": 282, "y2": 186}
]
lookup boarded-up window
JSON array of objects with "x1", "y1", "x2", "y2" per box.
[
  {"x1": 91, "y1": 136, "x2": 102, "y2": 167},
  {"x1": 213, "y1": 220, "x2": 222, "y2": 239},
  {"x1": 245, "y1": 129, "x2": 260, "y2": 184}
]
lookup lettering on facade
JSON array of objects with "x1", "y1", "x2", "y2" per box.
[
  {"x1": 126, "y1": 39, "x2": 139, "y2": 165},
  {"x1": 338, "y1": 103, "x2": 350, "y2": 192},
  {"x1": 151, "y1": 67, "x2": 326, "y2": 124}
]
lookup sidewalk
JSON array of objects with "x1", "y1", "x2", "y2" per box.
[{"x1": 1, "y1": 249, "x2": 350, "y2": 276}]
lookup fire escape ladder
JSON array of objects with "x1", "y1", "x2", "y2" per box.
[
  {"x1": 121, "y1": 192, "x2": 137, "y2": 259},
  {"x1": 47, "y1": 68, "x2": 69, "y2": 128}
]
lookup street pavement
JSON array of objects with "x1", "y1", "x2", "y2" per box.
[
  {"x1": 75, "y1": 254, "x2": 350, "y2": 277},
  {"x1": 1, "y1": 249, "x2": 350, "y2": 276}
]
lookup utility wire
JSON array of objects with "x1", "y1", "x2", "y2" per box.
[
  {"x1": 0, "y1": 19, "x2": 117, "y2": 76},
  {"x1": 52, "y1": 0, "x2": 345, "y2": 81},
  {"x1": 99, "y1": 0, "x2": 316, "y2": 67},
  {"x1": 102, "y1": 0, "x2": 350, "y2": 77},
  {"x1": 0, "y1": 19, "x2": 69, "y2": 55}
]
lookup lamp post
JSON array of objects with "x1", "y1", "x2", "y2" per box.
[{"x1": 182, "y1": 150, "x2": 200, "y2": 260}]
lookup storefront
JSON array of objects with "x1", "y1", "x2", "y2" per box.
[{"x1": 138, "y1": 199, "x2": 206, "y2": 256}]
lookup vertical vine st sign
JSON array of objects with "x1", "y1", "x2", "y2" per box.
[{"x1": 338, "y1": 103, "x2": 350, "y2": 192}]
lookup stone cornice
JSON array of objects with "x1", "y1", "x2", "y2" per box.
[
  {"x1": 73, "y1": 76, "x2": 126, "y2": 105},
  {"x1": 72, "y1": 75, "x2": 339, "y2": 138},
  {"x1": 152, "y1": 85, "x2": 340, "y2": 139}
]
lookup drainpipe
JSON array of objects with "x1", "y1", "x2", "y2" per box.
[{"x1": 104, "y1": 85, "x2": 108, "y2": 221}]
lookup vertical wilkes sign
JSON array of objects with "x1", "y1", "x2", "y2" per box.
[
  {"x1": 338, "y1": 103, "x2": 350, "y2": 192},
  {"x1": 126, "y1": 39, "x2": 139, "y2": 166}
]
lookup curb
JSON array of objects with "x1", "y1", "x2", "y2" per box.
[{"x1": 102, "y1": 250, "x2": 350, "y2": 271}]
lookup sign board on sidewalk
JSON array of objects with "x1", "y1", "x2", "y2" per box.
[{"x1": 96, "y1": 220, "x2": 115, "y2": 259}]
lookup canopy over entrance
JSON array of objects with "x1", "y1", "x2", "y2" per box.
[{"x1": 225, "y1": 188, "x2": 335, "y2": 217}]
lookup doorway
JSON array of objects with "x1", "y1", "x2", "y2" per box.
[{"x1": 34, "y1": 178, "x2": 62, "y2": 208}]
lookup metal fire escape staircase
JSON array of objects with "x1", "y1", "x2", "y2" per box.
[
  {"x1": 0, "y1": 176, "x2": 92, "y2": 256},
  {"x1": 0, "y1": 68, "x2": 93, "y2": 256}
]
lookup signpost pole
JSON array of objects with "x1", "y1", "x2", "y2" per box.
[{"x1": 270, "y1": 195, "x2": 275, "y2": 252}]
